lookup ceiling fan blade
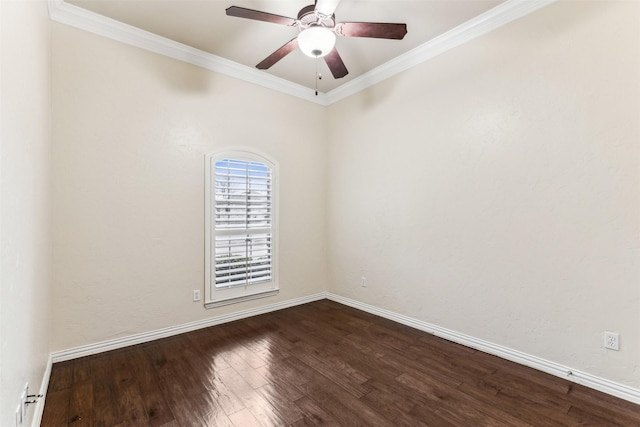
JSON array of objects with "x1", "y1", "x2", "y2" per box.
[
  {"x1": 324, "y1": 48, "x2": 348, "y2": 79},
  {"x1": 337, "y1": 22, "x2": 407, "y2": 40},
  {"x1": 315, "y1": 0, "x2": 342, "y2": 16},
  {"x1": 256, "y1": 38, "x2": 299, "y2": 70},
  {"x1": 226, "y1": 6, "x2": 296, "y2": 26}
]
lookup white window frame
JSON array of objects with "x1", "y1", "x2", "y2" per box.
[{"x1": 204, "y1": 149, "x2": 279, "y2": 308}]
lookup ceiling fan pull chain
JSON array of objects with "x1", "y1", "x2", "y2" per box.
[{"x1": 315, "y1": 56, "x2": 319, "y2": 96}]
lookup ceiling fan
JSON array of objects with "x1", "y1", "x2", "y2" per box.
[{"x1": 226, "y1": 0, "x2": 407, "y2": 79}]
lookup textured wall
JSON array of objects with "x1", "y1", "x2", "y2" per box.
[
  {"x1": 0, "y1": 1, "x2": 52, "y2": 425},
  {"x1": 50, "y1": 0, "x2": 640, "y2": 392},
  {"x1": 51, "y1": 24, "x2": 328, "y2": 351},
  {"x1": 327, "y1": 0, "x2": 640, "y2": 387}
]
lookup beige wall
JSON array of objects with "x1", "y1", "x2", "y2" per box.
[
  {"x1": 327, "y1": 0, "x2": 640, "y2": 387},
  {"x1": 51, "y1": 24, "x2": 328, "y2": 351},
  {"x1": 50, "y1": 0, "x2": 639, "y2": 392},
  {"x1": 0, "y1": 1, "x2": 52, "y2": 425}
]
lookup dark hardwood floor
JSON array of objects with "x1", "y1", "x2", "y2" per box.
[{"x1": 42, "y1": 300, "x2": 640, "y2": 426}]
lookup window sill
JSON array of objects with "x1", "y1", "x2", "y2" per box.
[{"x1": 205, "y1": 289, "x2": 279, "y2": 309}]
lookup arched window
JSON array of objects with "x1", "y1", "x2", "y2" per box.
[{"x1": 205, "y1": 149, "x2": 278, "y2": 308}]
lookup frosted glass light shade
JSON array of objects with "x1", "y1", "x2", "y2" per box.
[{"x1": 298, "y1": 27, "x2": 336, "y2": 58}]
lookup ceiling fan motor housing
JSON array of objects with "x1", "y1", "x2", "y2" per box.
[{"x1": 297, "y1": 5, "x2": 335, "y2": 30}]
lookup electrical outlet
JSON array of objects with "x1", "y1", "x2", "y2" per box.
[
  {"x1": 193, "y1": 289, "x2": 201, "y2": 301},
  {"x1": 604, "y1": 331, "x2": 619, "y2": 351},
  {"x1": 21, "y1": 383, "x2": 28, "y2": 420},
  {"x1": 360, "y1": 277, "x2": 367, "y2": 287}
]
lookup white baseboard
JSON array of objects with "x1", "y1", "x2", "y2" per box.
[
  {"x1": 48, "y1": 291, "x2": 640, "y2": 406},
  {"x1": 31, "y1": 353, "x2": 52, "y2": 427},
  {"x1": 326, "y1": 292, "x2": 640, "y2": 405},
  {"x1": 51, "y1": 292, "x2": 326, "y2": 363}
]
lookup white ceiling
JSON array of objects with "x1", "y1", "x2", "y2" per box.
[
  {"x1": 52, "y1": 0, "x2": 555, "y2": 103},
  {"x1": 65, "y1": 0, "x2": 505, "y2": 92}
]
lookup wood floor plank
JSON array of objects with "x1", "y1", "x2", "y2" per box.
[
  {"x1": 168, "y1": 393, "x2": 217, "y2": 427},
  {"x1": 187, "y1": 391, "x2": 235, "y2": 427},
  {"x1": 458, "y1": 382, "x2": 569, "y2": 426},
  {"x1": 341, "y1": 332, "x2": 386, "y2": 358},
  {"x1": 385, "y1": 355, "x2": 463, "y2": 389},
  {"x1": 292, "y1": 395, "x2": 342, "y2": 426},
  {"x1": 314, "y1": 344, "x2": 370, "y2": 384},
  {"x1": 363, "y1": 377, "x2": 430, "y2": 408},
  {"x1": 567, "y1": 401, "x2": 637, "y2": 426},
  {"x1": 41, "y1": 300, "x2": 640, "y2": 427},
  {"x1": 332, "y1": 336, "x2": 391, "y2": 369},
  {"x1": 217, "y1": 365, "x2": 288, "y2": 426},
  {"x1": 361, "y1": 389, "x2": 429, "y2": 427},
  {"x1": 298, "y1": 347, "x2": 371, "y2": 398},
  {"x1": 479, "y1": 352, "x2": 572, "y2": 395},
  {"x1": 270, "y1": 355, "x2": 316, "y2": 387},
  {"x1": 127, "y1": 349, "x2": 175, "y2": 426},
  {"x1": 67, "y1": 381, "x2": 94, "y2": 426},
  {"x1": 114, "y1": 383, "x2": 150, "y2": 426},
  {"x1": 408, "y1": 403, "x2": 459, "y2": 427},
  {"x1": 432, "y1": 390, "x2": 531, "y2": 427},
  {"x1": 228, "y1": 408, "x2": 262, "y2": 427},
  {"x1": 72, "y1": 357, "x2": 92, "y2": 384},
  {"x1": 567, "y1": 383, "x2": 640, "y2": 423},
  {"x1": 41, "y1": 388, "x2": 70, "y2": 425},
  {"x1": 296, "y1": 371, "x2": 393, "y2": 427},
  {"x1": 201, "y1": 370, "x2": 246, "y2": 416},
  {"x1": 48, "y1": 360, "x2": 73, "y2": 392},
  {"x1": 395, "y1": 372, "x2": 455, "y2": 405},
  {"x1": 566, "y1": 405, "x2": 624, "y2": 426},
  {"x1": 255, "y1": 363, "x2": 306, "y2": 402},
  {"x1": 92, "y1": 383, "x2": 120, "y2": 427},
  {"x1": 256, "y1": 383, "x2": 305, "y2": 424},
  {"x1": 221, "y1": 348, "x2": 270, "y2": 389}
]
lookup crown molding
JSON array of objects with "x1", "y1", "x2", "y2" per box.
[
  {"x1": 324, "y1": 0, "x2": 556, "y2": 104},
  {"x1": 47, "y1": 0, "x2": 327, "y2": 105},
  {"x1": 48, "y1": 0, "x2": 555, "y2": 106}
]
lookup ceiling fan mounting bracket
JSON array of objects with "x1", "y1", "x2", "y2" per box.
[{"x1": 297, "y1": 4, "x2": 335, "y2": 31}]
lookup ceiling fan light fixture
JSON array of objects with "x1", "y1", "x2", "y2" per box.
[{"x1": 298, "y1": 26, "x2": 336, "y2": 58}]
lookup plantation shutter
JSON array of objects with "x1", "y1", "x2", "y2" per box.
[{"x1": 214, "y1": 159, "x2": 272, "y2": 288}]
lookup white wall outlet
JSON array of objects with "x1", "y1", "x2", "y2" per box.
[
  {"x1": 21, "y1": 383, "x2": 28, "y2": 419},
  {"x1": 604, "y1": 331, "x2": 619, "y2": 350},
  {"x1": 193, "y1": 289, "x2": 201, "y2": 301},
  {"x1": 360, "y1": 277, "x2": 367, "y2": 287},
  {"x1": 20, "y1": 383, "x2": 29, "y2": 419}
]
